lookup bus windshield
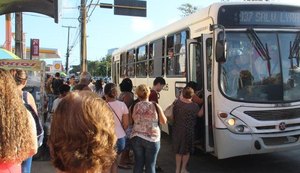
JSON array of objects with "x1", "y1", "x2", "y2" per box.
[{"x1": 220, "y1": 31, "x2": 300, "y2": 102}]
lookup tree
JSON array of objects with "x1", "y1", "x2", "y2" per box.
[
  {"x1": 88, "y1": 60, "x2": 98, "y2": 76},
  {"x1": 69, "y1": 65, "x2": 81, "y2": 75},
  {"x1": 69, "y1": 54, "x2": 112, "y2": 77},
  {"x1": 105, "y1": 55, "x2": 112, "y2": 77},
  {"x1": 178, "y1": 3, "x2": 198, "y2": 17}
]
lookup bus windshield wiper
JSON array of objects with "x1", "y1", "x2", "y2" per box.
[
  {"x1": 289, "y1": 32, "x2": 300, "y2": 68},
  {"x1": 246, "y1": 28, "x2": 271, "y2": 76}
]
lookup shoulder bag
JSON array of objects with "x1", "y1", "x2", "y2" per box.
[{"x1": 164, "y1": 99, "x2": 177, "y2": 122}]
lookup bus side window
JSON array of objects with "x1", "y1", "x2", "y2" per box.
[
  {"x1": 166, "y1": 31, "x2": 187, "y2": 77},
  {"x1": 149, "y1": 38, "x2": 164, "y2": 77},
  {"x1": 120, "y1": 52, "x2": 127, "y2": 77},
  {"x1": 127, "y1": 49, "x2": 135, "y2": 77},
  {"x1": 149, "y1": 43, "x2": 154, "y2": 77},
  {"x1": 167, "y1": 35, "x2": 175, "y2": 76},
  {"x1": 206, "y1": 38, "x2": 212, "y2": 92},
  {"x1": 136, "y1": 45, "x2": 147, "y2": 77}
]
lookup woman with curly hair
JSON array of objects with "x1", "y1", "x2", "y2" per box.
[
  {"x1": 13, "y1": 69, "x2": 39, "y2": 173},
  {"x1": 0, "y1": 68, "x2": 37, "y2": 173},
  {"x1": 48, "y1": 91, "x2": 117, "y2": 173}
]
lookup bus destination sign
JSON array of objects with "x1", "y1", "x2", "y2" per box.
[
  {"x1": 239, "y1": 11, "x2": 300, "y2": 26},
  {"x1": 218, "y1": 5, "x2": 300, "y2": 28}
]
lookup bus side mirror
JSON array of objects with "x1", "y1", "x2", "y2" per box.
[{"x1": 216, "y1": 40, "x2": 227, "y2": 63}]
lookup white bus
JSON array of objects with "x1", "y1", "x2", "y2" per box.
[{"x1": 111, "y1": 2, "x2": 300, "y2": 159}]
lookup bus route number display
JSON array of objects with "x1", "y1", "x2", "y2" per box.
[{"x1": 239, "y1": 11, "x2": 300, "y2": 26}]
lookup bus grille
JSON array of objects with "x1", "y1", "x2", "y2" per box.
[
  {"x1": 262, "y1": 135, "x2": 300, "y2": 146},
  {"x1": 244, "y1": 108, "x2": 300, "y2": 121}
]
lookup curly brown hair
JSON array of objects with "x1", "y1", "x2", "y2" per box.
[
  {"x1": 0, "y1": 68, "x2": 35, "y2": 162},
  {"x1": 14, "y1": 69, "x2": 28, "y2": 86},
  {"x1": 48, "y1": 91, "x2": 117, "y2": 173}
]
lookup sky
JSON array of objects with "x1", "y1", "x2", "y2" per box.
[{"x1": 0, "y1": 0, "x2": 298, "y2": 67}]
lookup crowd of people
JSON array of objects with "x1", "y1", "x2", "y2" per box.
[{"x1": 0, "y1": 68, "x2": 204, "y2": 173}]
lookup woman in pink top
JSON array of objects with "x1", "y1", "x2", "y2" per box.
[
  {"x1": 104, "y1": 83, "x2": 129, "y2": 173},
  {"x1": 130, "y1": 84, "x2": 167, "y2": 173},
  {"x1": 0, "y1": 68, "x2": 37, "y2": 173}
]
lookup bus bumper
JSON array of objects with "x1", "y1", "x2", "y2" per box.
[{"x1": 215, "y1": 128, "x2": 300, "y2": 159}]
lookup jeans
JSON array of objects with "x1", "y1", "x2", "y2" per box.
[
  {"x1": 21, "y1": 157, "x2": 32, "y2": 173},
  {"x1": 131, "y1": 136, "x2": 160, "y2": 173},
  {"x1": 116, "y1": 137, "x2": 126, "y2": 154},
  {"x1": 47, "y1": 94, "x2": 56, "y2": 112}
]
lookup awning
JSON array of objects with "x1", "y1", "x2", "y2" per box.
[{"x1": 0, "y1": 59, "x2": 44, "y2": 71}]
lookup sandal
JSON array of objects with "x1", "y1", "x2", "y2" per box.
[{"x1": 118, "y1": 164, "x2": 132, "y2": 169}]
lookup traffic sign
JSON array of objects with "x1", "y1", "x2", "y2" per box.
[{"x1": 114, "y1": 0, "x2": 146, "y2": 17}]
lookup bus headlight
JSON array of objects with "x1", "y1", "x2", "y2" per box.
[
  {"x1": 218, "y1": 113, "x2": 252, "y2": 134},
  {"x1": 227, "y1": 118, "x2": 235, "y2": 126}
]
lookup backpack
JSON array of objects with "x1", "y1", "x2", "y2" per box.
[{"x1": 23, "y1": 91, "x2": 44, "y2": 147}]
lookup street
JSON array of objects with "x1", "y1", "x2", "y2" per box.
[{"x1": 32, "y1": 133, "x2": 300, "y2": 173}]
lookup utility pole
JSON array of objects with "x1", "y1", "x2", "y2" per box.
[
  {"x1": 80, "y1": 0, "x2": 87, "y2": 72},
  {"x1": 63, "y1": 26, "x2": 76, "y2": 74},
  {"x1": 15, "y1": 12, "x2": 23, "y2": 59},
  {"x1": 5, "y1": 14, "x2": 12, "y2": 51}
]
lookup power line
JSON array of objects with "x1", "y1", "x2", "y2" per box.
[
  {"x1": 87, "y1": 0, "x2": 100, "y2": 22},
  {"x1": 69, "y1": 26, "x2": 80, "y2": 52},
  {"x1": 86, "y1": 0, "x2": 94, "y2": 15}
]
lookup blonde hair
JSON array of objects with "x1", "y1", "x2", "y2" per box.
[
  {"x1": 49, "y1": 91, "x2": 117, "y2": 173},
  {"x1": 0, "y1": 68, "x2": 35, "y2": 162},
  {"x1": 135, "y1": 84, "x2": 150, "y2": 100}
]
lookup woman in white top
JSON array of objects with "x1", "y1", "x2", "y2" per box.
[{"x1": 104, "y1": 83, "x2": 129, "y2": 173}]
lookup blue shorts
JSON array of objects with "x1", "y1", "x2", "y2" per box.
[{"x1": 116, "y1": 137, "x2": 126, "y2": 154}]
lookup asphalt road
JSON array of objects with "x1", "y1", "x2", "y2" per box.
[{"x1": 32, "y1": 133, "x2": 300, "y2": 173}]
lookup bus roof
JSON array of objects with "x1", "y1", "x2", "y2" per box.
[{"x1": 112, "y1": 1, "x2": 299, "y2": 56}]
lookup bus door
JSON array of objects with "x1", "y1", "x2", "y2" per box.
[{"x1": 187, "y1": 34, "x2": 214, "y2": 153}]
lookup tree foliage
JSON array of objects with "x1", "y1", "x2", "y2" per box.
[
  {"x1": 178, "y1": 3, "x2": 198, "y2": 17},
  {"x1": 69, "y1": 54, "x2": 111, "y2": 77}
]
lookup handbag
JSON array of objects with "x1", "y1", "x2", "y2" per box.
[{"x1": 164, "y1": 99, "x2": 177, "y2": 121}]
